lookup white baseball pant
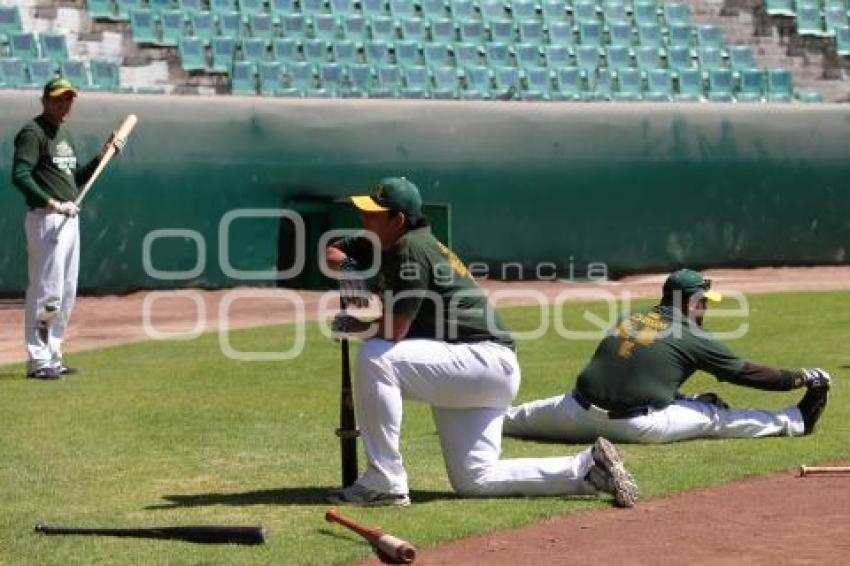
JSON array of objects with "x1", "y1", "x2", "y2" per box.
[
  {"x1": 24, "y1": 210, "x2": 79, "y2": 372},
  {"x1": 503, "y1": 390, "x2": 805, "y2": 444},
  {"x1": 353, "y1": 338, "x2": 597, "y2": 497}
]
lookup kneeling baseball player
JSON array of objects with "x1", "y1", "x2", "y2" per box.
[
  {"x1": 325, "y1": 177, "x2": 638, "y2": 508},
  {"x1": 504, "y1": 269, "x2": 831, "y2": 444}
]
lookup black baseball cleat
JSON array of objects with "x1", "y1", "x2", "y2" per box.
[
  {"x1": 58, "y1": 366, "x2": 78, "y2": 376},
  {"x1": 798, "y1": 385, "x2": 829, "y2": 435},
  {"x1": 27, "y1": 367, "x2": 62, "y2": 380},
  {"x1": 586, "y1": 437, "x2": 639, "y2": 508}
]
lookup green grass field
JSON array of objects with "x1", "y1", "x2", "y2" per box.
[{"x1": 0, "y1": 291, "x2": 847, "y2": 565}]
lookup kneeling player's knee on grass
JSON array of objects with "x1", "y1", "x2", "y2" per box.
[{"x1": 446, "y1": 464, "x2": 492, "y2": 496}]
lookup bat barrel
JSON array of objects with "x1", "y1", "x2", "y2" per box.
[{"x1": 799, "y1": 465, "x2": 850, "y2": 477}]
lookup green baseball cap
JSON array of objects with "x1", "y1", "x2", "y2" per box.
[
  {"x1": 663, "y1": 269, "x2": 722, "y2": 302},
  {"x1": 351, "y1": 177, "x2": 423, "y2": 217},
  {"x1": 43, "y1": 77, "x2": 77, "y2": 98}
]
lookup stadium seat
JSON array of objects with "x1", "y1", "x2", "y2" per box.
[
  {"x1": 313, "y1": 14, "x2": 340, "y2": 41},
  {"x1": 824, "y1": 5, "x2": 847, "y2": 36},
  {"x1": 27, "y1": 59, "x2": 57, "y2": 86},
  {"x1": 178, "y1": 0, "x2": 204, "y2": 12},
  {"x1": 60, "y1": 60, "x2": 93, "y2": 90},
  {"x1": 1, "y1": 57, "x2": 29, "y2": 88},
  {"x1": 160, "y1": 10, "x2": 188, "y2": 46},
  {"x1": 390, "y1": 0, "x2": 417, "y2": 19},
  {"x1": 608, "y1": 22, "x2": 632, "y2": 48},
  {"x1": 365, "y1": 40, "x2": 392, "y2": 64},
  {"x1": 707, "y1": 68, "x2": 733, "y2": 101},
  {"x1": 729, "y1": 45, "x2": 755, "y2": 72},
  {"x1": 301, "y1": 0, "x2": 327, "y2": 15},
  {"x1": 210, "y1": 0, "x2": 237, "y2": 15},
  {"x1": 517, "y1": 20, "x2": 544, "y2": 44},
  {"x1": 575, "y1": 44, "x2": 600, "y2": 75},
  {"x1": 370, "y1": 16, "x2": 397, "y2": 41},
  {"x1": 645, "y1": 68, "x2": 673, "y2": 101},
  {"x1": 342, "y1": 15, "x2": 368, "y2": 40},
  {"x1": 665, "y1": 45, "x2": 694, "y2": 74},
  {"x1": 362, "y1": 0, "x2": 388, "y2": 17},
  {"x1": 147, "y1": 0, "x2": 174, "y2": 10},
  {"x1": 270, "y1": 0, "x2": 298, "y2": 24},
  {"x1": 485, "y1": 42, "x2": 512, "y2": 67},
  {"x1": 272, "y1": 37, "x2": 299, "y2": 61},
  {"x1": 458, "y1": 20, "x2": 485, "y2": 43},
  {"x1": 480, "y1": 0, "x2": 507, "y2": 21},
  {"x1": 512, "y1": 1, "x2": 538, "y2": 22},
  {"x1": 401, "y1": 65, "x2": 430, "y2": 97},
  {"x1": 189, "y1": 12, "x2": 216, "y2": 46},
  {"x1": 697, "y1": 47, "x2": 724, "y2": 71},
  {"x1": 430, "y1": 18, "x2": 457, "y2": 43},
  {"x1": 303, "y1": 38, "x2": 330, "y2": 62},
  {"x1": 39, "y1": 32, "x2": 70, "y2": 63},
  {"x1": 552, "y1": 65, "x2": 582, "y2": 100},
  {"x1": 423, "y1": 42, "x2": 452, "y2": 66},
  {"x1": 523, "y1": 66, "x2": 551, "y2": 100},
  {"x1": 602, "y1": 2, "x2": 628, "y2": 26},
  {"x1": 281, "y1": 14, "x2": 309, "y2": 39},
  {"x1": 400, "y1": 17, "x2": 428, "y2": 41},
  {"x1": 463, "y1": 64, "x2": 492, "y2": 99},
  {"x1": 767, "y1": 68, "x2": 793, "y2": 101},
  {"x1": 420, "y1": 0, "x2": 447, "y2": 19},
  {"x1": 394, "y1": 39, "x2": 422, "y2": 66},
  {"x1": 836, "y1": 25, "x2": 850, "y2": 57},
  {"x1": 667, "y1": 23, "x2": 692, "y2": 49},
  {"x1": 541, "y1": 0, "x2": 567, "y2": 23},
  {"x1": 238, "y1": 0, "x2": 265, "y2": 17},
  {"x1": 431, "y1": 65, "x2": 460, "y2": 98},
  {"x1": 764, "y1": 0, "x2": 795, "y2": 17},
  {"x1": 637, "y1": 23, "x2": 662, "y2": 47},
  {"x1": 663, "y1": 3, "x2": 690, "y2": 26},
  {"x1": 330, "y1": 0, "x2": 356, "y2": 14},
  {"x1": 454, "y1": 42, "x2": 481, "y2": 67},
  {"x1": 489, "y1": 19, "x2": 516, "y2": 44},
  {"x1": 588, "y1": 68, "x2": 613, "y2": 100},
  {"x1": 287, "y1": 61, "x2": 317, "y2": 91},
  {"x1": 579, "y1": 21, "x2": 602, "y2": 46},
  {"x1": 179, "y1": 36, "x2": 207, "y2": 71},
  {"x1": 332, "y1": 40, "x2": 359, "y2": 64},
  {"x1": 798, "y1": 91, "x2": 822, "y2": 102},
  {"x1": 696, "y1": 25, "x2": 723, "y2": 49},
  {"x1": 241, "y1": 38, "x2": 269, "y2": 63},
  {"x1": 258, "y1": 60, "x2": 283, "y2": 95},
  {"x1": 544, "y1": 44, "x2": 572, "y2": 68},
  {"x1": 491, "y1": 65, "x2": 520, "y2": 98},
  {"x1": 129, "y1": 9, "x2": 159, "y2": 45},
  {"x1": 211, "y1": 36, "x2": 238, "y2": 73},
  {"x1": 90, "y1": 59, "x2": 125, "y2": 91},
  {"x1": 246, "y1": 14, "x2": 274, "y2": 41},
  {"x1": 736, "y1": 68, "x2": 764, "y2": 102},
  {"x1": 450, "y1": 0, "x2": 477, "y2": 21},
  {"x1": 632, "y1": 1, "x2": 658, "y2": 27},
  {"x1": 605, "y1": 45, "x2": 631, "y2": 72},
  {"x1": 796, "y1": 4, "x2": 827, "y2": 37},
  {"x1": 116, "y1": 0, "x2": 144, "y2": 21},
  {"x1": 219, "y1": 11, "x2": 244, "y2": 38},
  {"x1": 635, "y1": 45, "x2": 661, "y2": 72},
  {"x1": 548, "y1": 21, "x2": 574, "y2": 47},
  {"x1": 614, "y1": 67, "x2": 642, "y2": 100},
  {"x1": 0, "y1": 5, "x2": 23, "y2": 44},
  {"x1": 85, "y1": 0, "x2": 118, "y2": 20},
  {"x1": 676, "y1": 67, "x2": 703, "y2": 101},
  {"x1": 10, "y1": 32, "x2": 39, "y2": 61},
  {"x1": 230, "y1": 61, "x2": 257, "y2": 95},
  {"x1": 319, "y1": 61, "x2": 344, "y2": 92},
  {"x1": 372, "y1": 63, "x2": 402, "y2": 97},
  {"x1": 515, "y1": 43, "x2": 542, "y2": 68},
  {"x1": 573, "y1": 1, "x2": 599, "y2": 24}
]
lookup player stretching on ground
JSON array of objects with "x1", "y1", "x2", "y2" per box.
[
  {"x1": 325, "y1": 177, "x2": 638, "y2": 507},
  {"x1": 503, "y1": 269, "x2": 831, "y2": 444}
]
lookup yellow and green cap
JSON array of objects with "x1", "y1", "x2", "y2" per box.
[
  {"x1": 663, "y1": 269, "x2": 722, "y2": 302},
  {"x1": 351, "y1": 177, "x2": 423, "y2": 217},
  {"x1": 43, "y1": 77, "x2": 77, "y2": 98}
]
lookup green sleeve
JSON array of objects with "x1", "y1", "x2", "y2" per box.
[
  {"x1": 385, "y1": 249, "x2": 428, "y2": 320},
  {"x1": 691, "y1": 333, "x2": 747, "y2": 379},
  {"x1": 74, "y1": 155, "x2": 101, "y2": 188},
  {"x1": 12, "y1": 129, "x2": 52, "y2": 206}
]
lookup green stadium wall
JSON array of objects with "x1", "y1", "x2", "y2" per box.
[{"x1": 1, "y1": 92, "x2": 848, "y2": 293}]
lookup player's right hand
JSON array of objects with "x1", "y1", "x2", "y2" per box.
[
  {"x1": 47, "y1": 199, "x2": 79, "y2": 217},
  {"x1": 802, "y1": 368, "x2": 831, "y2": 389}
]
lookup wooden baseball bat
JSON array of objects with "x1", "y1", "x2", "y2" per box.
[
  {"x1": 34, "y1": 522, "x2": 267, "y2": 544},
  {"x1": 75, "y1": 114, "x2": 138, "y2": 206},
  {"x1": 337, "y1": 297, "x2": 359, "y2": 488},
  {"x1": 799, "y1": 465, "x2": 850, "y2": 477},
  {"x1": 325, "y1": 508, "x2": 416, "y2": 564}
]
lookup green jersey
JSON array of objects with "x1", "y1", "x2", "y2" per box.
[
  {"x1": 575, "y1": 305, "x2": 745, "y2": 410},
  {"x1": 12, "y1": 116, "x2": 98, "y2": 208},
  {"x1": 339, "y1": 226, "x2": 515, "y2": 349}
]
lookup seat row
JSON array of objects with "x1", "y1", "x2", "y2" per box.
[
  {"x1": 226, "y1": 60, "x2": 800, "y2": 102},
  {"x1": 0, "y1": 57, "x2": 126, "y2": 91},
  {"x1": 0, "y1": 31, "x2": 69, "y2": 62}
]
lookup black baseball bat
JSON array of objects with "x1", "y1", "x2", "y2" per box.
[
  {"x1": 34, "y1": 522, "x2": 267, "y2": 545},
  {"x1": 336, "y1": 299, "x2": 359, "y2": 488}
]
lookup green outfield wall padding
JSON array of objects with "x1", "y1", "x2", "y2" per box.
[{"x1": 2, "y1": 92, "x2": 848, "y2": 293}]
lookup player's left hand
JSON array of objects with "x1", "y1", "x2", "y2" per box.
[
  {"x1": 100, "y1": 131, "x2": 125, "y2": 158},
  {"x1": 332, "y1": 313, "x2": 372, "y2": 338},
  {"x1": 802, "y1": 368, "x2": 831, "y2": 389}
]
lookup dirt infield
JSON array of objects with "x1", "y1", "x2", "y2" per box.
[{"x1": 1, "y1": 266, "x2": 848, "y2": 564}]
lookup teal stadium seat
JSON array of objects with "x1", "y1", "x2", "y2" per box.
[
  {"x1": 707, "y1": 68, "x2": 733, "y2": 101},
  {"x1": 247, "y1": 14, "x2": 274, "y2": 41},
  {"x1": 729, "y1": 45, "x2": 755, "y2": 72},
  {"x1": 319, "y1": 62, "x2": 344, "y2": 93},
  {"x1": 663, "y1": 2, "x2": 690, "y2": 26},
  {"x1": 28, "y1": 59, "x2": 58, "y2": 86},
  {"x1": 836, "y1": 25, "x2": 850, "y2": 57},
  {"x1": 450, "y1": 0, "x2": 477, "y2": 21},
  {"x1": 210, "y1": 0, "x2": 237, "y2": 15},
  {"x1": 573, "y1": 1, "x2": 598, "y2": 24},
  {"x1": 116, "y1": 0, "x2": 143, "y2": 21},
  {"x1": 796, "y1": 3, "x2": 828, "y2": 37},
  {"x1": 695, "y1": 25, "x2": 723, "y2": 49},
  {"x1": 1, "y1": 57, "x2": 29, "y2": 88},
  {"x1": 258, "y1": 60, "x2": 283, "y2": 95},
  {"x1": 218, "y1": 11, "x2": 244, "y2": 39},
  {"x1": 490, "y1": 19, "x2": 516, "y2": 44},
  {"x1": 458, "y1": 19, "x2": 485, "y2": 43},
  {"x1": 665, "y1": 45, "x2": 693, "y2": 74},
  {"x1": 0, "y1": 5, "x2": 22, "y2": 44},
  {"x1": 614, "y1": 67, "x2": 642, "y2": 100},
  {"x1": 238, "y1": 0, "x2": 266, "y2": 18},
  {"x1": 231, "y1": 61, "x2": 257, "y2": 94},
  {"x1": 39, "y1": 32, "x2": 70, "y2": 63},
  {"x1": 400, "y1": 17, "x2": 428, "y2": 41},
  {"x1": 632, "y1": 1, "x2": 658, "y2": 27},
  {"x1": 314, "y1": 14, "x2": 340, "y2": 41},
  {"x1": 575, "y1": 44, "x2": 600, "y2": 75},
  {"x1": 272, "y1": 38, "x2": 299, "y2": 61},
  {"x1": 547, "y1": 21, "x2": 574, "y2": 47},
  {"x1": 541, "y1": 0, "x2": 566, "y2": 23},
  {"x1": 373, "y1": 64, "x2": 403, "y2": 97},
  {"x1": 86, "y1": 0, "x2": 118, "y2": 20},
  {"x1": 178, "y1": 0, "x2": 204, "y2": 12},
  {"x1": 676, "y1": 67, "x2": 703, "y2": 101},
  {"x1": 365, "y1": 40, "x2": 391, "y2": 64},
  {"x1": 736, "y1": 68, "x2": 764, "y2": 102},
  {"x1": 485, "y1": 42, "x2": 512, "y2": 67},
  {"x1": 544, "y1": 45, "x2": 572, "y2": 67},
  {"x1": 129, "y1": 9, "x2": 159, "y2": 44},
  {"x1": 517, "y1": 20, "x2": 544, "y2": 44},
  {"x1": 287, "y1": 61, "x2": 317, "y2": 92},
  {"x1": 333, "y1": 40, "x2": 359, "y2": 64},
  {"x1": 190, "y1": 11, "x2": 216, "y2": 46},
  {"x1": 454, "y1": 42, "x2": 481, "y2": 67},
  {"x1": 589, "y1": 68, "x2": 613, "y2": 100},
  {"x1": 10, "y1": 32, "x2": 39, "y2": 61},
  {"x1": 523, "y1": 66, "x2": 551, "y2": 100},
  {"x1": 552, "y1": 65, "x2": 582, "y2": 100},
  {"x1": 824, "y1": 4, "x2": 847, "y2": 36},
  {"x1": 420, "y1": 0, "x2": 447, "y2": 20},
  {"x1": 242, "y1": 38, "x2": 269, "y2": 63},
  {"x1": 301, "y1": 0, "x2": 326, "y2": 15},
  {"x1": 637, "y1": 23, "x2": 662, "y2": 47},
  {"x1": 605, "y1": 45, "x2": 631, "y2": 72},
  {"x1": 430, "y1": 18, "x2": 457, "y2": 43},
  {"x1": 764, "y1": 0, "x2": 795, "y2": 17},
  {"x1": 211, "y1": 37, "x2": 238, "y2": 73},
  {"x1": 512, "y1": 1, "x2": 537, "y2": 22},
  {"x1": 635, "y1": 45, "x2": 662, "y2": 72},
  {"x1": 394, "y1": 40, "x2": 422, "y2": 66},
  {"x1": 798, "y1": 91, "x2": 822, "y2": 102},
  {"x1": 463, "y1": 64, "x2": 492, "y2": 99},
  {"x1": 697, "y1": 47, "x2": 724, "y2": 71},
  {"x1": 303, "y1": 39, "x2": 330, "y2": 62},
  {"x1": 480, "y1": 0, "x2": 507, "y2": 21},
  {"x1": 767, "y1": 68, "x2": 793, "y2": 101},
  {"x1": 342, "y1": 15, "x2": 368, "y2": 41},
  {"x1": 362, "y1": 0, "x2": 388, "y2": 17},
  {"x1": 401, "y1": 65, "x2": 430, "y2": 97},
  {"x1": 149, "y1": 0, "x2": 176, "y2": 13},
  {"x1": 281, "y1": 14, "x2": 309, "y2": 39},
  {"x1": 270, "y1": 0, "x2": 298, "y2": 24},
  {"x1": 515, "y1": 43, "x2": 542, "y2": 67},
  {"x1": 60, "y1": 60, "x2": 93, "y2": 90},
  {"x1": 492, "y1": 65, "x2": 520, "y2": 98},
  {"x1": 179, "y1": 36, "x2": 207, "y2": 71},
  {"x1": 424, "y1": 42, "x2": 452, "y2": 66},
  {"x1": 579, "y1": 21, "x2": 602, "y2": 46},
  {"x1": 431, "y1": 65, "x2": 460, "y2": 98},
  {"x1": 390, "y1": 0, "x2": 417, "y2": 19},
  {"x1": 608, "y1": 22, "x2": 632, "y2": 48},
  {"x1": 160, "y1": 10, "x2": 188, "y2": 46},
  {"x1": 370, "y1": 16, "x2": 397, "y2": 41},
  {"x1": 602, "y1": 2, "x2": 628, "y2": 26},
  {"x1": 645, "y1": 68, "x2": 673, "y2": 101},
  {"x1": 90, "y1": 59, "x2": 123, "y2": 91},
  {"x1": 667, "y1": 23, "x2": 692, "y2": 49},
  {"x1": 331, "y1": 0, "x2": 357, "y2": 15}
]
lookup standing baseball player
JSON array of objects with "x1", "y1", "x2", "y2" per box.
[
  {"x1": 503, "y1": 269, "x2": 831, "y2": 444},
  {"x1": 324, "y1": 177, "x2": 637, "y2": 508},
  {"x1": 11, "y1": 78, "x2": 124, "y2": 379}
]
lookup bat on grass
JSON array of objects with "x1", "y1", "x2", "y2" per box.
[
  {"x1": 325, "y1": 508, "x2": 416, "y2": 564},
  {"x1": 34, "y1": 522, "x2": 267, "y2": 545},
  {"x1": 75, "y1": 114, "x2": 138, "y2": 207}
]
